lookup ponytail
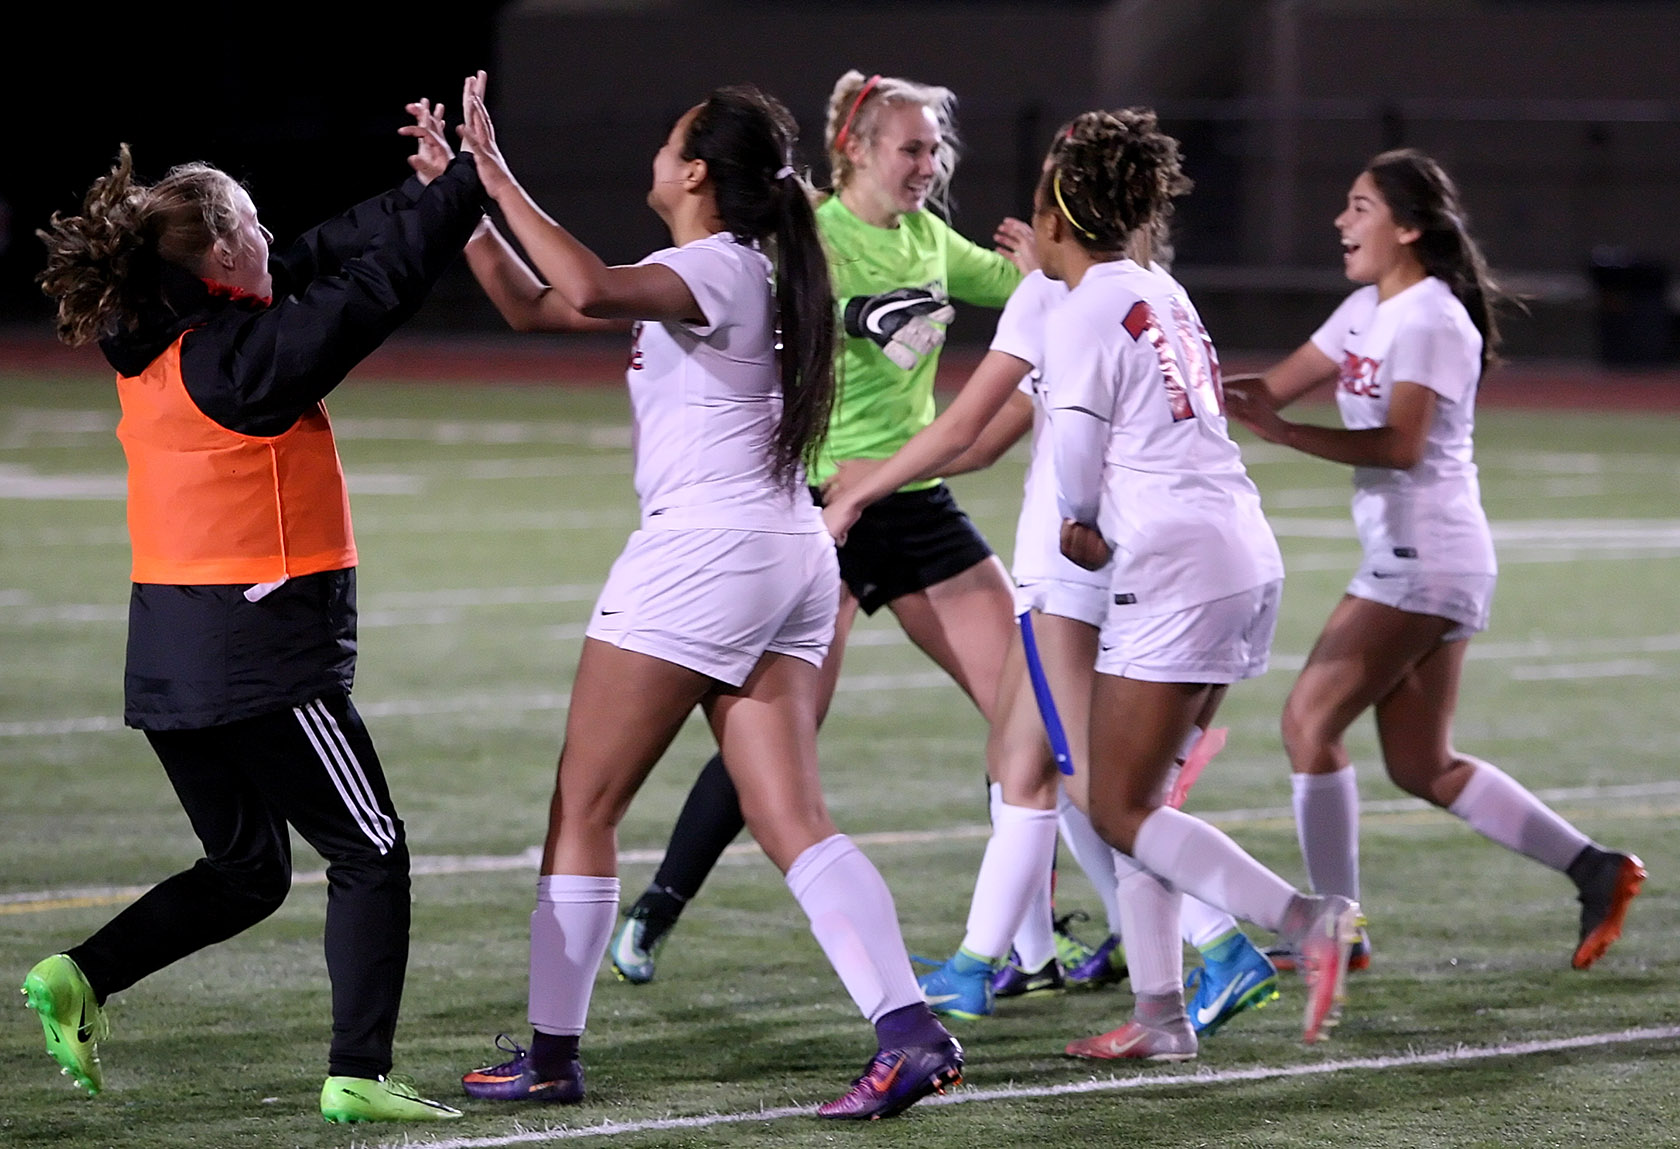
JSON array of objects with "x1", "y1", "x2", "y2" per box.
[{"x1": 684, "y1": 86, "x2": 835, "y2": 486}]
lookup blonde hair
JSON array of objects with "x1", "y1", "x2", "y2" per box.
[{"x1": 824, "y1": 69, "x2": 959, "y2": 216}]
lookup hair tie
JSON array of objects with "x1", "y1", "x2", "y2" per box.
[
  {"x1": 775, "y1": 165, "x2": 795, "y2": 180},
  {"x1": 834, "y1": 73, "x2": 883, "y2": 151},
  {"x1": 1052, "y1": 169, "x2": 1100, "y2": 241}
]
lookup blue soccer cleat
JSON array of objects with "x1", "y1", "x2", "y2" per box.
[
  {"x1": 1186, "y1": 934, "x2": 1280, "y2": 1036},
  {"x1": 916, "y1": 949, "x2": 996, "y2": 1019}
]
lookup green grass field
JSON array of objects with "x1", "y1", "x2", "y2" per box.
[{"x1": 2, "y1": 368, "x2": 1677, "y2": 1148}]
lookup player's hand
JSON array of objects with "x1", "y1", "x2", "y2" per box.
[
  {"x1": 458, "y1": 70, "x2": 516, "y2": 199},
  {"x1": 1059, "y1": 519, "x2": 1112, "y2": 571},
  {"x1": 1223, "y1": 382, "x2": 1293, "y2": 444},
  {"x1": 400, "y1": 98, "x2": 453, "y2": 185},
  {"x1": 821, "y1": 499, "x2": 861, "y2": 546},
  {"x1": 842, "y1": 287, "x2": 955, "y2": 370},
  {"x1": 995, "y1": 216, "x2": 1039, "y2": 274}
]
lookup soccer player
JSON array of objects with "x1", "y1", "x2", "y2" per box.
[
  {"x1": 441, "y1": 72, "x2": 961, "y2": 1120},
  {"x1": 611, "y1": 69, "x2": 1115, "y2": 996},
  {"x1": 1223, "y1": 148, "x2": 1645, "y2": 972},
  {"x1": 822, "y1": 126, "x2": 1280, "y2": 1036},
  {"x1": 25, "y1": 107, "x2": 487, "y2": 1121},
  {"x1": 1042, "y1": 109, "x2": 1362, "y2": 1058}
]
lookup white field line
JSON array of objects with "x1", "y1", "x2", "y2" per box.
[
  {"x1": 378, "y1": 1025, "x2": 1680, "y2": 1149},
  {"x1": 5, "y1": 780, "x2": 1677, "y2": 914}
]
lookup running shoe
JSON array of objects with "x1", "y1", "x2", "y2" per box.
[
  {"x1": 609, "y1": 906, "x2": 667, "y2": 984},
  {"x1": 21, "y1": 954, "x2": 107, "y2": 1096},
  {"x1": 1267, "y1": 924, "x2": 1371, "y2": 974},
  {"x1": 460, "y1": 1034, "x2": 585, "y2": 1103},
  {"x1": 1295, "y1": 895, "x2": 1361, "y2": 1045},
  {"x1": 1065, "y1": 1016, "x2": 1197, "y2": 1061},
  {"x1": 992, "y1": 950, "x2": 1064, "y2": 998},
  {"x1": 1185, "y1": 937, "x2": 1279, "y2": 1036},
  {"x1": 916, "y1": 950, "x2": 995, "y2": 1019},
  {"x1": 320, "y1": 1074, "x2": 463, "y2": 1122},
  {"x1": 1055, "y1": 913, "x2": 1126, "y2": 988},
  {"x1": 1570, "y1": 849, "x2": 1646, "y2": 970},
  {"x1": 816, "y1": 1037, "x2": 964, "y2": 1120}
]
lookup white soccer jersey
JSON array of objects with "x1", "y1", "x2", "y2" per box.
[
  {"x1": 627, "y1": 233, "x2": 821, "y2": 534},
  {"x1": 1310, "y1": 277, "x2": 1496, "y2": 574},
  {"x1": 988, "y1": 270, "x2": 1108, "y2": 590},
  {"x1": 1050, "y1": 259, "x2": 1284, "y2": 615}
]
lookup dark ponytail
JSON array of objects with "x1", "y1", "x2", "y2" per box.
[
  {"x1": 683, "y1": 85, "x2": 836, "y2": 487},
  {"x1": 1366, "y1": 148, "x2": 1506, "y2": 375}
]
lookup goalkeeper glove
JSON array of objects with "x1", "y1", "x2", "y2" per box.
[{"x1": 842, "y1": 287, "x2": 956, "y2": 370}]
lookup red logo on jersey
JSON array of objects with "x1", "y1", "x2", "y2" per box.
[
  {"x1": 627, "y1": 323, "x2": 645, "y2": 372},
  {"x1": 1337, "y1": 351, "x2": 1381, "y2": 398}
]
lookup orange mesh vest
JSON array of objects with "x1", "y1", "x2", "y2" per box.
[{"x1": 116, "y1": 337, "x2": 357, "y2": 584}]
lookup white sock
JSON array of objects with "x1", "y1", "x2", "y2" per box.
[
  {"x1": 1115, "y1": 866, "x2": 1183, "y2": 996},
  {"x1": 1292, "y1": 766, "x2": 1361, "y2": 899},
  {"x1": 1056, "y1": 787, "x2": 1123, "y2": 935},
  {"x1": 964, "y1": 799, "x2": 1059, "y2": 964},
  {"x1": 528, "y1": 873, "x2": 620, "y2": 1035},
  {"x1": 1448, "y1": 758, "x2": 1591, "y2": 871},
  {"x1": 1131, "y1": 806, "x2": 1297, "y2": 933},
  {"x1": 786, "y1": 834, "x2": 923, "y2": 1023},
  {"x1": 1179, "y1": 896, "x2": 1242, "y2": 950}
]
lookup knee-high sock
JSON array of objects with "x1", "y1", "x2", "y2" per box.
[
  {"x1": 1179, "y1": 895, "x2": 1242, "y2": 950},
  {"x1": 1449, "y1": 758, "x2": 1591, "y2": 871},
  {"x1": 1056, "y1": 787, "x2": 1123, "y2": 936},
  {"x1": 1292, "y1": 766, "x2": 1361, "y2": 900},
  {"x1": 1115, "y1": 866, "x2": 1183, "y2": 997},
  {"x1": 1131, "y1": 806, "x2": 1297, "y2": 934},
  {"x1": 966, "y1": 790, "x2": 1059, "y2": 964},
  {"x1": 529, "y1": 874, "x2": 620, "y2": 1036},
  {"x1": 787, "y1": 834, "x2": 922, "y2": 1023}
]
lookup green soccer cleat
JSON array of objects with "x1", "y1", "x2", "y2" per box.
[
  {"x1": 22, "y1": 954, "x2": 107, "y2": 1096},
  {"x1": 320, "y1": 1074, "x2": 463, "y2": 1123}
]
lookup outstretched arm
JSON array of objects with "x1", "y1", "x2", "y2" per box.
[
  {"x1": 1228, "y1": 377, "x2": 1438, "y2": 470},
  {"x1": 457, "y1": 71, "x2": 700, "y2": 324}
]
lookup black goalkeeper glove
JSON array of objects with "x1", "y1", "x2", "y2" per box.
[{"x1": 841, "y1": 287, "x2": 957, "y2": 370}]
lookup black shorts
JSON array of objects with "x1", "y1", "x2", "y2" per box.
[{"x1": 814, "y1": 483, "x2": 995, "y2": 615}]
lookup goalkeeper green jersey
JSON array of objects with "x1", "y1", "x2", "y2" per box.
[{"x1": 812, "y1": 195, "x2": 1021, "y2": 487}]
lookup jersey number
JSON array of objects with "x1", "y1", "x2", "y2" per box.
[{"x1": 1122, "y1": 299, "x2": 1223, "y2": 421}]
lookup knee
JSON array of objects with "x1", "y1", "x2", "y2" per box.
[
  {"x1": 1085, "y1": 803, "x2": 1137, "y2": 855},
  {"x1": 195, "y1": 851, "x2": 293, "y2": 922}
]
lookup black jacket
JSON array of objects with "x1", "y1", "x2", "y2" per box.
[{"x1": 104, "y1": 156, "x2": 486, "y2": 730}]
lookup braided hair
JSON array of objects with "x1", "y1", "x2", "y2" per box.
[{"x1": 1041, "y1": 108, "x2": 1192, "y2": 258}]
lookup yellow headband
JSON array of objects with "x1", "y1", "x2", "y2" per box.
[{"x1": 1052, "y1": 169, "x2": 1099, "y2": 241}]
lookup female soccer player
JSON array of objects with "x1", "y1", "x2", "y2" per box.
[
  {"x1": 1041, "y1": 109, "x2": 1361, "y2": 1057},
  {"x1": 25, "y1": 109, "x2": 487, "y2": 1122},
  {"x1": 1223, "y1": 148, "x2": 1644, "y2": 972},
  {"x1": 610, "y1": 69, "x2": 1098, "y2": 994},
  {"x1": 442, "y1": 72, "x2": 960, "y2": 1120},
  {"x1": 822, "y1": 125, "x2": 1280, "y2": 1037}
]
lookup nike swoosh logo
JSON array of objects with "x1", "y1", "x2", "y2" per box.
[
  {"x1": 599, "y1": 609, "x2": 623, "y2": 616},
  {"x1": 863, "y1": 297, "x2": 943, "y2": 336},
  {"x1": 923, "y1": 992, "x2": 962, "y2": 1006},
  {"x1": 1194, "y1": 975, "x2": 1250, "y2": 1027},
  {"x1": 77, "y1": 1002, "x2": 94, "y2": 1044}
]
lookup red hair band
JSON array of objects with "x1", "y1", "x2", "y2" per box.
[{"x1": 834, "y1": 73, "x2": 883, "y2": 151}]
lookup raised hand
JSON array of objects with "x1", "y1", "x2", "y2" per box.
[
  {"x1": 994, "y1": 216, "x2": 1039, "y2": 274},
  {"x1": 841, "y1": 287, "x2": 955, "y2": 370},
  {"x1": 400, "y1": 98, "x2": 453, "y2": 185},
  {"x1": 457, "y1": 70, "x2": 516, "y2": 199}
]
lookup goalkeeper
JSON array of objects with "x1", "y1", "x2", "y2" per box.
[{"x1": 611, "y1": 69, "x2": 1045, "y2": 983}]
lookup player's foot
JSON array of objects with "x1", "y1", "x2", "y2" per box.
[
  {"x1": 1186, "y1": 935, "x2": 1280, "y2": 1036},
  {"x1": 1267, "y1": 924, "x2": 1371, "y2": 974},
  {"x1": 992, "y1": 950, "x2": 1063, "y2": 999},
  {"x1": 1570, "y1": 848, "x2": 1646, "y2": 970},
  {"x1": 609, "y1": 905, "x2": 670, "y2": 985},
  {"x1": 1290, "y1": 895, "x2": 1361, "y2": 1045},
  {"x1": 1056, "y1": 913, "x2": 1126, "y2": 988},
  {"x1": 460, "y1": 1034, "x2": 585, "y2": 1103},
  {"x1": 916, "y1": 950, "x2": 995, "y2": 1019},
  {"x1": 21, "y1": 954, "x2": 107, "y2": 1096},
  {"x1": 320, "y1": 1074, "x2": 463, "y2": 1122},
  {"x1": 1065, "y1": 1016, "x2": 1197, "y2": 1061},
  {"x1": 816, "y1": 1037, "x2": 963, "y2": 1120}
]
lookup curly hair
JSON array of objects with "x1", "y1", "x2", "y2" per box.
[
  {"x1": 823, "y1": 69, "x2": 960, "y2": 217},
  {"x1": 36, "y1": 145, "x2": 244, "y2": 346},
  {"x1": 1042, "y1": 108, "x2": 1192, "y2": 256}
]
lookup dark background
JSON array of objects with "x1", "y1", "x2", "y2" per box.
[{"x1": 7, "y1": 0, "x2": 1679, "y2": 361}]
